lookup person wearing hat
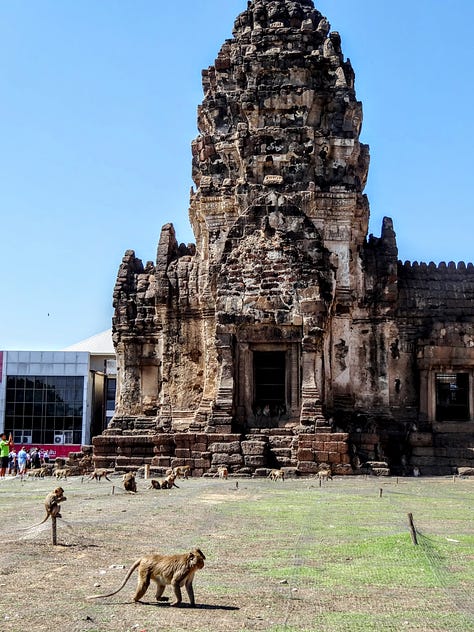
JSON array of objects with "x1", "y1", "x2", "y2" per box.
[{"x1": 0, "y1": 433, "x2": 13, "y2": 478}]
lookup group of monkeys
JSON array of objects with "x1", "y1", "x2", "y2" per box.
[
  {"x1": 29, "y1": 461, "x2": 333, "y2": 606},
  {"x1": 84, "y1": 464, "x2": 193, "y2": 494},
  {"x1": 32, "y1": 474, "x2": 206, "y2": 607},
  {"x1": 268, "y1": 465, "x2": 333, "y2": 483},
  {"x1": 147, "y1": 464, "x2": 191, "y2": 491},
  {"x1": 35, "y1": 486, "x2": 206, "y2": 605}
]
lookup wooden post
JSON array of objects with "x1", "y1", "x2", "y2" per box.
[
  {"x1": 111, "y1": 486, "x2": 115, "y2": 495},
  {"x1": 407, "y1": 513, "x2": 418, "y2": 545},
  {"x1": 144, "y1": 464, "x2": 150, "y2": 480},
  {"x1": 379, "y1": 488, "x2": 383, "y2": 498},
  {"x1": 51, "y1": 516, "x2": 57, "y2": 546}
]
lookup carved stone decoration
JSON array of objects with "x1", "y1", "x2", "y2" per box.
[
  {"x1": 263, "y1": 175, "x2": 284, "y2": 186},
  {"x1": 335, "y1": 339, "x2": 348, "y2": 371},
  {"x1": 390, "y1": 339, "x2": 400, "y2": 360},
  {"x1": 100, "y1": 0, "x2": 474, "y2": 478}
]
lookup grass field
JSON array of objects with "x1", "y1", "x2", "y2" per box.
[{"x1": 0, "y1": 474, "x2": 473, "y2": 632}]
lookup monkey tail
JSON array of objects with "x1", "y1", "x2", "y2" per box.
[
  {"x1": 23, "y1": 514, "x2": 50, "y2": 530},
  {"x1": 86, "y1": 559, "x2": 141, "y2": 600}
]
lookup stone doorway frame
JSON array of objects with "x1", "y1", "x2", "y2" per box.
[
  {"x1": 420, "y1": 367, "x2": 474, "y2": 423},
  {"x1": 234, "y1": 341, "x2": 301, "y2": 429}
]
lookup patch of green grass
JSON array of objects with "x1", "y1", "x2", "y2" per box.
[
  {"x1": 217, "y1": 480, "x2": 474, "y2": 601},
  {"x1": 312, "y1": 611, "x2": 474, "y2": 632},
  {"x1": 246, "y1": 534, "x2": 443, "y2": 588}
]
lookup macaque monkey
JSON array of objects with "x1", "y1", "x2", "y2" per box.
[
  {"x1": 148, "y1": 474, "x2": 179, "y2": 490},
  {"x1": 268, "y1": 469, "x2": 285, "y2": 481},
  {"x1": 162, "y1": 473, "x2": 179, "y2": 489},
  {"x1": 88, "y1": 469, "x2": 113, "y2": 482},
  {"x1": 32, "y1": 465, "x2": 53, "y2": 477},
  {"x1": 214, "y1": 465, "x2": 228, "y2": 479},
  {"x1": 123, "y1": 472, "x2": 137, "y2": 493},
  {"x1": 317, "y1": 467, "x2": 332, "y2": 482},
  {"x1": 79, "y1": 455, "x2": 92, "y2": 472},
  {"x1": 29, "y1": 467, "x2": 48, "y2": 478},
  {"x1": 87, "y1": 548, "x2": 206, "y2": 606},
  {"x1": 148, "y1": 479, "x2": 162, "y2": 490},
  {"x1": 171, "y1": 465, "x2": 191, "y2": 479},
  {"x1": 55, "y1": 468, "x2": 71, "y2": 480},
  {"x1": 166, "y1": 473, "x2": 179, "y2": 488},
  {"x1": 27, "y1": 487, "x2": 67, "y2": 528}
]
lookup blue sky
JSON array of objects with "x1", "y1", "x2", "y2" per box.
[{"x1": 1, "y1": 0, "x2": 473, "y2": 350}]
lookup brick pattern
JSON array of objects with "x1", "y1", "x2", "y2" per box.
[{"x1": 92, "y1": 431, "x2": 353, "y2": 476}]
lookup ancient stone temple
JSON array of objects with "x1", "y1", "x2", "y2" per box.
[{"x1": 94, "y1": 0, "x2": 474, "y2": 476}]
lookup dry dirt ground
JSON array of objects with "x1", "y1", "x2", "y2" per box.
[{"x1": 0, "y1": 473, "x2": 473, "y2": 632}]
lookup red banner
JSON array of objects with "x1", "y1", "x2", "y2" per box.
[{"x1": 38, "y1": 444, "x2": 82, "y2": 459}]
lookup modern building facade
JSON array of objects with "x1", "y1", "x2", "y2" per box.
[{"x1": 0, "y1": 330, "x2": 116, "y2": 458}]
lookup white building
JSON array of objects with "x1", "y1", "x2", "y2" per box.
[{"x1": 0, "y1": 330, "x2": 116, "y2": 458}]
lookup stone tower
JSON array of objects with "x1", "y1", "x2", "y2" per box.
[{"x1": 99, "y1": 0, "x2": 474, "y2": 476}]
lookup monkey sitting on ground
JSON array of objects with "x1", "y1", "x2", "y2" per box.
[
  {"x1": 148, "y1": 474, "x2": 179, "y2": 490},
  {"x1": 214, "y1": 465, "x2": 228, "y2": 479},
  {"x1": 268, "y1": 469, "x2": 285, "y2": 482},
  {"x1": 79, "y1": 455, "x2": 92, "y2": 471},
  {"x1": 87, "y1": 548, "x2": 206, "y2": 606},
  {"x1": 122, "y1": 472, "x2": 137, "y2": 493},
  {"x1": 148, "y1": 479, "x2": 162, "y2": 490},
  {"x1": 161, "y1": 473, "x2": 179, "y2": 489},
  {"x1": 88, "y1": 468, "x2": 113, "y2": 482},
  {"x1": 27, "y1": 487, "x2": 67, "y2": 528}
]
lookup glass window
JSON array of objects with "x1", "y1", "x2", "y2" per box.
[
  {"x1": 436, "y1": 373, "x2": 469, "y2": 421},
  {"x1": 106, "y1": 378, "x2": 117, "y2": 412},
  {"x1": 5, "y1": 374, "x2": 84, "y2": 444}
]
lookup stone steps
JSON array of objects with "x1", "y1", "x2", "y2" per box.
[{"x1": 409, "y1": 428, "x2": 474, "y2": 475}]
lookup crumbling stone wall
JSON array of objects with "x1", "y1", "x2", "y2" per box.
[{"x1": 93, "y1": 429, "x2": 353, "y2": 477}]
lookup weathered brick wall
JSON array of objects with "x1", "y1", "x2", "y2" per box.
[
  {"x1": 92, "y1": 430, "x2": 353, "y2": 477},
  {"x1": 397, "y1": 261, "x2": 474, "y2": 319}
]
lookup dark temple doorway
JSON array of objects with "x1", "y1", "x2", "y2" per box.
[
  {"x1": 253, "y1": 351, "x2": 286, "y2": 417},
  {"x1": 435, "y1": 373, "x2": 469, "y2": 421}
]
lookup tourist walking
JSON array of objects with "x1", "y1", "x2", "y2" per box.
[
  {"x1": 0, "y1": 433, "x2": 13, "y2": 478},
  {"x1": 17, "y1": 446, "x2": 28, "y2": 478},
  {"x1": 30, "y1": 447, "x2": 41, "y2": 469},
  {"x1": 8, "y1": 449, "x2": 17, "y2": 476}
]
